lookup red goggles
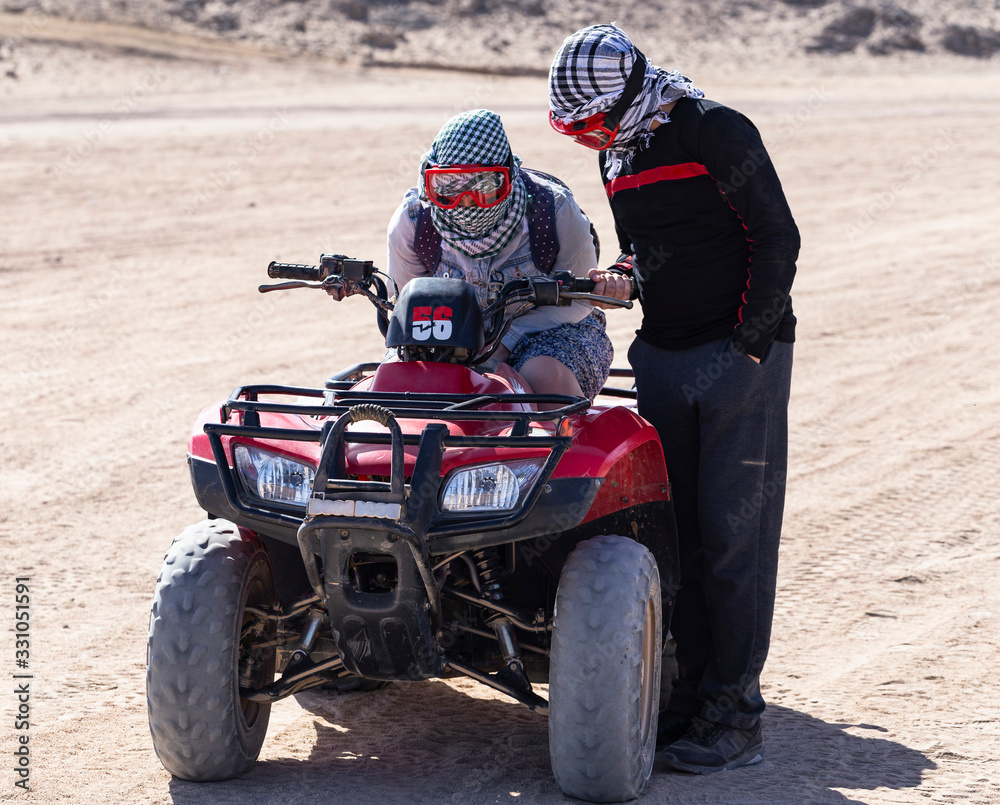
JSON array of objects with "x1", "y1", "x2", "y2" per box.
[
  {"x1": 549, "y1": 111, "x2": 621, "y2": 150},
  {"x1": 549, "y1": 51, "x2": 648, "y2": 151},
  {"x1": 423, "y1": 165, "x2": 512, "y2": 209}
]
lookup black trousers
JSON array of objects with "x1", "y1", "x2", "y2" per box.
[{"x1": 628, "y1": 334, "x2": 793, "y2": 730}]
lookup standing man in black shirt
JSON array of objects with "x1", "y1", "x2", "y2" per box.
[{"x1": 549, "y1": 24, "x2": 800, "y2": 774}]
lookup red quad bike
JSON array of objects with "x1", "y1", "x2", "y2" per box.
[{"x1": 146, "y1": 254, "x2": 679, "y2": 803}]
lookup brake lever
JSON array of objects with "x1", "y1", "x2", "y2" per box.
[
  {"x1": 258, "y1": 280, "x2": 327, "y2": 293},
  {"x1": 559, "y1": 291, "x2": 633, "y2": 309}
]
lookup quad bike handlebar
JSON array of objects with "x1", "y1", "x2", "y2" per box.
[
  {"x1": 267, "y1": 254, "x2": 376, "y2": 283},
  {"x1": 262, "y1": 253, "x2": 636, "y2": 308},
  {"x1": 259, "y1": 253, "x2": 635, "y2": 367},
  {"x1": 267, "y1": 261, "x2": 323, "y2": 281}
]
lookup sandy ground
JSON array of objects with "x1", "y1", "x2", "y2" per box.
[{"x1": 1, "y1": 14, "x2": 999, "y2": 805}]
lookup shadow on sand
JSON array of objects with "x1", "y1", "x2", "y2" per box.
[{"x1": 166, "y1": 682, "x2": 934, "y2": 805}]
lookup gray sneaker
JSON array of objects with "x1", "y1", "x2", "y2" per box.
[
  {"x1": 660, "y1": 717, "x2": 764, "y2": 774},
  {"x1": 655, "y1": 711, "x2": 694, "y2": 750}
]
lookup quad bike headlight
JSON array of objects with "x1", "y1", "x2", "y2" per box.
[
  {"x1": 440, "y1": 459, "x2": 544, "y2": 513},
  {"x1": 233, "y1": 444, "x2": 316, "y2": 507}
]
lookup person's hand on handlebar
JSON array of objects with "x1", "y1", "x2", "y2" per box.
[{"x1": 587, "y1": 267, "x2": 632, "y2": 309}]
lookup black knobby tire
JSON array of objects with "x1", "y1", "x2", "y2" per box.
[
  {"x1": 549, "y1": 535, "x2": 662, "y2": 803},
  {"x1": 146, "y1": 519, "x2": 277, "y2": 781}
]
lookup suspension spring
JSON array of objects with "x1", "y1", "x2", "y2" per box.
[
  {"x1": 469, "y1": 548, "x2": 529, "y2": 686},
  {"x1": 473, "y1": 547, "x2": 505, "y2": 602}
]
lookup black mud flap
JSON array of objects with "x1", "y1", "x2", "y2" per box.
[
  {"x1": 297, "y1": 404, "x2": 443, "y2": 681},
  {"x1": 315, "y1": 522, "x2": 441, "y2": 681}
]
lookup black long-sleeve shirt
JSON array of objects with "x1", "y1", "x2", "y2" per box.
[{"x1": 600, "y1": 98, "x2": 800, "y2": 360}]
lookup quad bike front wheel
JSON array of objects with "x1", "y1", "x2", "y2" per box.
[
  {"x1": 146, "y1": 519, "x2": 276, "y2": 781},
  {"x1": 548, "y1": 535, "x2": 662, "y2": 803}
]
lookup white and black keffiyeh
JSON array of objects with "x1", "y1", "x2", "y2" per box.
[
  {"x1": 419, "y1": 109, "x2": 528, "y2": 259},
  {"x1": 548, "y1": 24, "x2": 704, "y2": 178}
]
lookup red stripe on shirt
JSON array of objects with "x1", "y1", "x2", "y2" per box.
[{"x1": 605, "y1": 162, "x2": 710, "y2": 197}]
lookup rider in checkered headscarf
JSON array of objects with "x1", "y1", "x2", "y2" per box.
[
  {"x1": 419, "y1": 109, "x2": 527, "y2": 259},
  {"x1": 548, "y1": 24, "x2": 704, "y2": 178},
  {"x1": 385, "y1": 107, "x2": 622, "y2": 400}
]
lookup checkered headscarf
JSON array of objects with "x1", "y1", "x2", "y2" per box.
[
  {"x1": 548, "y1": 24, "x2": 704, "y2": 178},
  {"x1": 419, "y1": 109, "x2": 527, "y2": 259}
]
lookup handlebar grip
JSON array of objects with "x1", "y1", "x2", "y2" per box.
[
  {"x1": 578, "y1": 273, "x2": 639, "y2": 300},
  {"x1": 571, "y1": 276, "x2": 639, "y2": 299},
  {"x1": 267, "y1": 261, "x2": 323, "y2": 281}
]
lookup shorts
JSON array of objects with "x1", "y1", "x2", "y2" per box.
[{"x1": 509, "y1": 309, "x2": 613, "y2": 400}]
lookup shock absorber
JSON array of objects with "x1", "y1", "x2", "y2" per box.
[
  {"x1": 474, "y1": 546, "x2": 506, "y2": 601},
  {"x1": 286, "y1": 608, "x2": 325, "y2": 671},
  {"x1": 472, "y1": 547, "x2": 529, "y2": 689}
]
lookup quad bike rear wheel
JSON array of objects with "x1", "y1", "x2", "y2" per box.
[
  {"x1": 548, "y1": 535, "x2": 662, "y2": 803},
  {"x1": 146, "y1": 519, "x2": 276, "y2": 781}
]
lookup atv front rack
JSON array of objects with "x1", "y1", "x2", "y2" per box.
[
  {"x1": 202, "y1": 376, "x2": 604, "y2": 554},
  {"x1": 222, "y1": 366, "x2": 593, "y2": 430}
]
